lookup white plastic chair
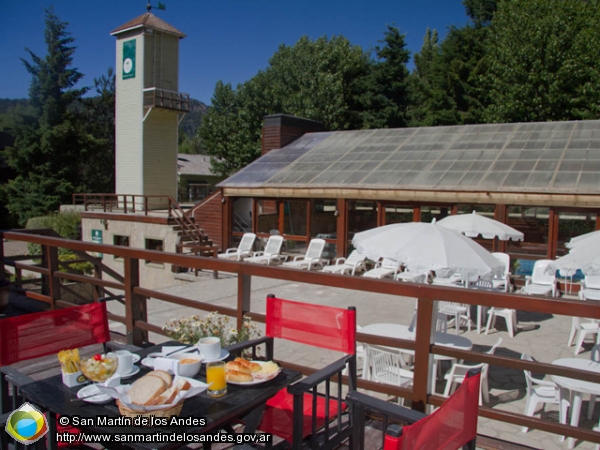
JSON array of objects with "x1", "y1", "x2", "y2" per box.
[
  {"x1": 362, "y1": 258, "x2": 401, "y2": 279},
  {"x1": 217, "y1": 232, "x2": 256, "y2": 261},
  {"x1": 491, "y1": 252, "x2": 511, "y2": 292},
  {"x1": 521, "y1": 353, "x2": 560, "y2": 433},
  {"x1": 444, "y1": 338, "x2": 502, "y2": 405},
  {"x1": 244, "y1": 235, "x2": 284, "y2": 265},
  {"x1": 580, "y1": 275, "x2": 600, "y2": 301},
  {"x1": 442, "y1": 337, "x2": 502, "y2": 405},
  {"x1": 322, "y1": 250, "x2": 367, "y2": 276},
  {"x1": 431, "y1": 272, "x2": 464, "y2": 287},
  {"x1": 282, "y1": 238, "x2": 326, "y2": 270},
  {"x1": 438, "y1": 301, "x2": 472, "y2": 334},
  {"x1": 588, "y1": 344, "x2": 600, "y2": 421},
  {"x1": 364, "y1": 344, "x2": 414, "y2": 404},
  {"x1": 520, "y1": 259, "x2": 557, "y2": 297},
  {"x1": 485, "y1": 307, "x2": 518, "y2": 338},
  {"x1": 568, "y1": 316, "x2": 600, "y2": 355},
  {"x1": 395, "y1": 267, "x2": 430, "y2": 284}
]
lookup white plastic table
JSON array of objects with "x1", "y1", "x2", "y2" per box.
[
  {"x1": 551, "y1": 358, "x2": 600, "y2": 449},
  {"x1": 360, "y1": 323, "x2": 473, "y2": 393}
]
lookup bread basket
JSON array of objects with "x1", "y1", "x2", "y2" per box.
[{"x1": 116, "y1": 399, "x2": 184, "y2": 418}]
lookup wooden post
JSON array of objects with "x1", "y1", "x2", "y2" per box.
[
  {"x1": 413, "y1": 206, "x2": 421, "y2": 222},
  {"x1": 237, "y1": 274, "x2": 251, "y2": 330},
  {"x1": 377, "y1": 201, "x2": 385, "y2": 226},
  {"x1": 93, "y1": 264, "x2": 102, "y2": 302},
  {"x1": 46, "y1": 245, "x2": 61, "y2": 310},
  {"x1": 494, "y1": 204, "x2": 508, "y2": 253},
  {"x1": 411, "y1": 297, "x2": 435, "y2": 412},
  {"x1": 336, "y1": 198, "x2": 347, "y2": 257},
  {"x1": 124, "y1": 257, "x2": 148, "y2": 345},
  {"x1": 548, "y1": 208, "x2": 558, "y2": 259}
]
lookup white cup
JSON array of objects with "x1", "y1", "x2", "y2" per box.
[
  {"x1": 113, "y1": 350, "x2": 133, "y2": 375},
  {"x1": 197, "y1": 337, "x2": 221, "y2": 360}
]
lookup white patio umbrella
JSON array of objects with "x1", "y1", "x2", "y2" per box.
[
  {"x1": 550, "y1": 236, "x2": 600, "y2": 275},
  {"x1": 437, "y1": 211, "x2": 524, "y2": 241},
  {"x1": 352, "y1": 222, "x2": 504, "y2": 279},
  {"x1": 566, "y1": 229, "x2": 600, "y2": 250}
]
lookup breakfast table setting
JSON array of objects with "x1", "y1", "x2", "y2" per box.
[{"x1": 17, "y1": 339, "x2": 301, "y2": 449}]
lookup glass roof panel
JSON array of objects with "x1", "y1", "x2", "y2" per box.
[{"x1": 219, "y1": 120, "x2": 600, "y2": 195}]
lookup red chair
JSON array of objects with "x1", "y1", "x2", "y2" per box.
[
  {"x1": 1, "y1": 302, "x2": 112, "y2": 448},
  {"x1": 229, "y1": 295, "x2": 357, "y2": 449},
  {"x1": 347, "y1": 370, "x2": 480, "y2": 450}
]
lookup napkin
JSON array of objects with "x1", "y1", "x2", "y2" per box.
[
  {"x1": 153, "y1": 357, "x2": 180, "y2": 375},
  {"x1": 161, "y1": 346, "x2": 187, "y2": 356}
]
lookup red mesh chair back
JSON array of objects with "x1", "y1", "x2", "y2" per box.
[
  {"x1": 0, "y1": 302, "x2": 110, "y2": 366},
  {"x1": 265, "y1": 295, "x2": 356, "y2": 354},
  {"x1": 384, "y1": 372, "x2": 480, "y2": 450},
  {"x1": 259, "y1": 296, "x2": 356, "y2": 446}
]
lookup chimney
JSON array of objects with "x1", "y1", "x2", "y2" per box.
[{"x1": 261, "y1": 114, "x2": 324, "y2": 155}]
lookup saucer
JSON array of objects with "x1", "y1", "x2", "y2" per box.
[
  {"x1": 117, "y1": 365, "x2": 140, "y2": 379},
  {"x1": 141, "y1": 357, "x2": 156, "y2": 369},
  {"x1": 77, "y1": 384, "x2": 111, "y2": 403},
  {"x1": 201, "y1": 349, "x2": 229, "y2": 363}
]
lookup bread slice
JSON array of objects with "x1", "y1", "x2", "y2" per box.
[
  {"x1": 147, "y1": 378, "x2": 192, "y2": 406},
  {"x1": 148, "y1": 370, "x2": 172, "y2": 386},
  {"x1": 128, "y1": 375, "x2": 167, "y2": 406},
  {"x1": 149, "y1": 384, "x2": 178, "y2": 406}
]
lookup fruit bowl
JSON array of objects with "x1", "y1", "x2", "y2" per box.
[{"x1": 80, "y1": 354, "x2": 118, "y2": 383}]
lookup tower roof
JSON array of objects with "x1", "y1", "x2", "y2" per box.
[{"x1": 110, "y1": 12, "x2": 186, "y2": 38}]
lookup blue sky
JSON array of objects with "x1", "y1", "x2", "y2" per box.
[{"x1": 1, "y1": 1, "x2": 470, "y2": 105}]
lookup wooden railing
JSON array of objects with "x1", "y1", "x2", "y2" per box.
[{"x1": 2, "y1": 229, "x2": 600, "y2": 446}]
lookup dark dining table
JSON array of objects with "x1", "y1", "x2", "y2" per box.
[{"x1": 18, "y1": 341, "x2": 301, "y2": 449}]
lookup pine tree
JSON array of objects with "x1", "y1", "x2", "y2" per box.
[{"x1": 2, "y1": 7, "x2": 88, "y2": 225}]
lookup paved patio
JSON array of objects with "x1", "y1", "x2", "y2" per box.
[{"x1": 103, "y1": 270, "x2": 599, "y2": 450}]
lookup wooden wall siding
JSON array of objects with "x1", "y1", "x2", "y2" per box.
[
  {"x1": 160, "y1": 33, "x2": 178, "y2": 91},
  {"x1": 194, "y1": 191, "x2": 223, "y2": 250},
  {"x1": 115, "y1": 34, "x2": 144, "y2": 196},
  {"x1": 143, "y1": 108, "x2": 178, "y2": 198},
  {"x1": 144, "y1": 32, "x2": 157, "y2": 89},
  {"x1": 262, "y1": 125, "x2": 309, "y2": 155},
  {"x1": 143, "y1": 32, "x2": 179, "y2": 92}
]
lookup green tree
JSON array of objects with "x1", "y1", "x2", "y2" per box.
[
  {"x1": 200, "y1": 35, "x2": 372, "y2": 177},
  {"x1": 484, "y1": 0, "x2": 600, "y2": 123},
  {"x1": 408, "y1": 1, "x2": 492, "y2": 127},
  {"x1": 357, "y1": 25, "x2": 411, "y2": 128},
  {"x1": 2, "y1": 8, "x2": 88, "y2": 225},
  {"x1": 463, "y1": 0, "x2": 498, "y2": 26},
  {"x1": 79, "y1": 68, "x2": 115, "y2": 193}
]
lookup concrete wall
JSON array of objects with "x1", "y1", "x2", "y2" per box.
[{"x1": 81, "y1": 218, "x2": 185, "y2": 290}]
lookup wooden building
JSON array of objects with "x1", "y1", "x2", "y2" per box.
[{"x1": 204, "y1": 114, "x2": 600, "y2": 270}]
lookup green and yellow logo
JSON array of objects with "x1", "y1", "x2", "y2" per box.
[{"x1": 5, "y1": 403, "x2": 48, "y2": 445}]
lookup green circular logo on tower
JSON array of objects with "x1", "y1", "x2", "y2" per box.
[
  {"x1": 123, "y1": 58, "x2": 133, "y2": 74},
  {"x1": 5, "y1": 402, "x2": 49, "y2": 445}
]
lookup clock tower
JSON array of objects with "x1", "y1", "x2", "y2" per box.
[{"x1": 110, "y1": 12, "x2": 189, "y2": 204}]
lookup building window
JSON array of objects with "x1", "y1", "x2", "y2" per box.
[
  {"x1": 145, "y1": 238, "x2": 164, "y2": 265},
  {"x1": 113, "y1": 235, "x2": 129, "y2": 260}
]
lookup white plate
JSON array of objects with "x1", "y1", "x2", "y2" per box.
[
  {"x1": 142, "y1": 349, "x2": 229, "y2": 369},
  {"x1": 227, "y1": 361, "x2": 282, "y2": 386},
  {"x1": 117, "y1": 365, "x2": 140, "y2": 379},
  {"x1": 77, "y1": 384, "x2": 112, "y2": 403},
  {"x1": 141, "y1": 357, "x2": 156, "y2": 369},
  {"x1": 201, "y1": 349, "x2": 230, "y2": 363}
]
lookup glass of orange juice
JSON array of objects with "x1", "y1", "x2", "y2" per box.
[{"x1": 206, "y1": 361, "x2": 227, "y2": 398}]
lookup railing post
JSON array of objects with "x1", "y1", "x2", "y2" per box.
[
  {"x1": 124, "y1": 257, "x2": 148, "y2": 345},
  {"x1": 93, "y1": 264, "x2": 103, "y2": 302},
  {"x1": 237, "y1": 274, "x2": 251, "y2": 330},
  {"x1": 411, "y1": 297, "x2": 436, "y2": 413},
  {"x1": 44, "y1": 245, "x2": 61, "y2": 310}
]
